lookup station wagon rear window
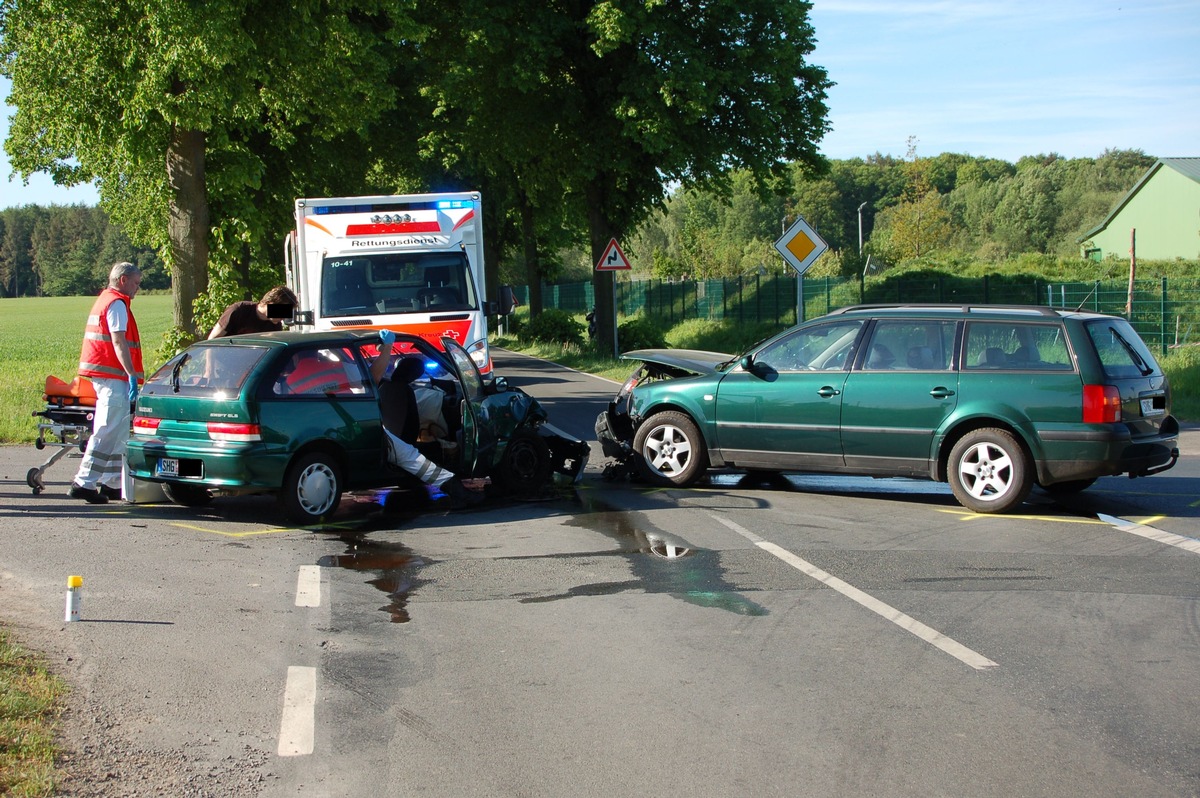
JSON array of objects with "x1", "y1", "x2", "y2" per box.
[
  {"x1": 145, "y1": 344, "x2": 271, "y2": 396},
  {"x1": 1086, "y1": 319, "x2": 1160, "y2": 379}
]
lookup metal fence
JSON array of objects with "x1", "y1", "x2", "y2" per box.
[{"x1": 519, "y1": 275, "x2": 1200, "y2": 355}]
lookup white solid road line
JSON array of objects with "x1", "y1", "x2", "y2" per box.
[
  {"x1": 278, "y1": 665, "x2": 317, "y2": 757},
  {"x1": 710, "y1": 513, "x2": 1000, "y2": 671},
  {"x1": 296, "y1": 564, "x2": 322, "y2": 607},
  {"x1": 1098, "y1": 513, "x2": 1200, "y2": 554}
]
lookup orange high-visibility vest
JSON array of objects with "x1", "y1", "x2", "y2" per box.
[{"x1": 79, "y1": 288, "x2": 143, "y2": 382}]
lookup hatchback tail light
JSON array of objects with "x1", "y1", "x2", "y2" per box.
[
  {"x1": 207, "y1": 422, "x2": 262, "y2": 442},
  {"x1": 132, "y1": 416, "x2": 161, "y2": 435},
  {"x1": 1082, "y1": 384, "x2": 1122, "y2": 423}
]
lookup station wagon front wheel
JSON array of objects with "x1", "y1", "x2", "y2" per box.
[
  {"x1": 948, "y1": 428, "x2": 1032, "y2": 514},
  {"x1": 633, "y1": 411, "x2": 708, "y2": 487},
  {"x1": 280, "y1": 452, "x2": 342, "y2": 524}
]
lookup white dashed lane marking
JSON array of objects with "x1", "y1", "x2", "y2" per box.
[
  {"x1": 295, "y1": 565, "x2": 322, "y2": 607},
  {"x1": 278, "y1": 665, "x2": 317, "y2": 757}
]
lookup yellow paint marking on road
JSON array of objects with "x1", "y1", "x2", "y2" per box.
[
  {"x1": 168, "y1": 522, "x2": 294, "y2": 538},
  {"x1": 936, "y1": 509, "x2": 1106, "y2": 525},
  {"x1": 1131, "y1": 515, "x2": 1167, "y2": 526}
]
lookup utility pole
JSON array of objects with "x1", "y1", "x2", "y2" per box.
[{"x1": 857, "y1": 202, "x2": 868, "y2": 255}]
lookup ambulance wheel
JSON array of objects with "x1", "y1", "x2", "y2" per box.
[
  {"x1": 163, "y1": 482, "x2": 213, "y2": 507},
  {"x1": 27, "y1": 468, "x2": 44, "y2": 494}
]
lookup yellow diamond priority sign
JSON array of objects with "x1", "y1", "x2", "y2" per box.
[{"x1": 774, "y1": 216, "x2": 829, "y2": 275}]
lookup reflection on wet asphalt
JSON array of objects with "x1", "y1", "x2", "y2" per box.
[
  {"x1": 318, "y1": 536, "x2": 428, "y2": 623},
  {"x1": 319, "y1": 486, "x2": 768, "y2": 622}
]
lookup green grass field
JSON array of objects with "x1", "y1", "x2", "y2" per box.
[
  {"x1": 0, "y1": 295, "x2": 176, "y2": 443},
  {"x1": 0, "y1": 295, "x2": 1194, "y2": 444}
]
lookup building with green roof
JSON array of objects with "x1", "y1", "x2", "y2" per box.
[{"x1": 1078, "y1": 157, "x2": 1200, "y2": 261}]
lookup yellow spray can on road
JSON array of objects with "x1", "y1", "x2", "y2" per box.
[{"x1": 64, "y1": 575, "x2": 82, "y2": 622}]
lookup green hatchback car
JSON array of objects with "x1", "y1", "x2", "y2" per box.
[
  {"x1": 596, "y1": 304, "x2": 1180, "y2": 513},
  {"x1": 127, "y1": 330, "x2": 587, "y2": 523}
]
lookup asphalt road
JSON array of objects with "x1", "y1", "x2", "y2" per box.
[{"x1": 1, "y1": 348, "x2": 1197, "y2": 797}]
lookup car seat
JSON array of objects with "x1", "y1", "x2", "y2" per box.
[
  {"x1": 866, "y1": 343, "x2": 896, "y2": 369},
  {"x1": 383, "y1": 356, "x2": 426, "y2": 445},
  {"x1": 979, "y1": 347, "x2": 1008, "y2": 367},
  {"x1": 906, "y1": 346, "x2": 938, "y2": 370},
  {"x1": 334, "y1": 266, "x2": 373, "y2": 311}
]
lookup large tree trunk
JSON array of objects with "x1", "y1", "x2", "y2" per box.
[
  {"x1": 166, "y1": 126, "x2": 209, "y2": 335},
  {"x1": 519, "y1": 192, "x2": 543, "y2": 316}
]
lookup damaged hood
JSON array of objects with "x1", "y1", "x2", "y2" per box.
[{"x1": 618, "y1": 348, "x2": 733, "y2": 376}]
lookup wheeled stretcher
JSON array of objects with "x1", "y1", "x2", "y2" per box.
[{"x1": 27, "y1": 375, "x2": 96, "y2": 494}]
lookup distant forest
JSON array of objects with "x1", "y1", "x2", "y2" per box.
[
  {"x1": 0, "y1": 148, "x2": 1173, "y2": 299},
  {"x1": 0, "y1": 204, "x2": 167, "y2": 297}
]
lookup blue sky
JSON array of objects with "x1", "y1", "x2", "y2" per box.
[{"x1": 2, "y1": 0, "x2": 1197, "y2": 209}]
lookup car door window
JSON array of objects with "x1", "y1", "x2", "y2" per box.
[
  {"x1": 754, "y1": 321, "x2": 863, "y2": 372},
  {"x1": 860, "y1": 321, "x2": 954, "y2": 371},
  {"x1": 274, "y1": 346, "x2": 370, "y2": 396},
  {"x1": 964, "y1": 322, "x2": 1074, "y2": 371}
]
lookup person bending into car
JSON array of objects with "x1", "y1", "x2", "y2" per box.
[
  {"x1": 371, "y1": 330, "x2": 482, "y2": 508},
  {"x1": 207, "y1": 285, "x2": 298, "y2": 338}
]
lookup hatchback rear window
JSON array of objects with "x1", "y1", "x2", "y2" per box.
[
  {"x1": 145, "y1": 344, "x2": 271, "y2": 396},
  {"x1": 1085, "y1": 320, "x2": 1161, "y2": 379}
]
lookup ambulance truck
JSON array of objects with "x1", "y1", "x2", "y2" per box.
[{"x1": 284, "y1": 191, "x2": 508, "y2": 378}]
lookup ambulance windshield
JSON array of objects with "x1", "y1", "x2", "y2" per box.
[{"x1": 320, "y1": 252, "x2": 477, "y2": 318}]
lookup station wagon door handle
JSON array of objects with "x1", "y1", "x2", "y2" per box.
[
  {"x1": 817, "y1": 386, "x2": 841, "y2": 398},
  {"x1": 929, "y1": 387, "x2": 956, "y2": 399}
]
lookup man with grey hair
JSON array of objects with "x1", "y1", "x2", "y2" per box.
[{"x1": 69, "y1": 261, "x2": 144, "y2": 503}]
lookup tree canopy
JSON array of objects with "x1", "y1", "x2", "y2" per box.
[{"x1": 3, "y1": 0, "x2": 831, "y2": 350}]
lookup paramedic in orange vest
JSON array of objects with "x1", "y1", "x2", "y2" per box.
[{"x1": 69, "y1": 261, "x2": 143, "y2": 504}]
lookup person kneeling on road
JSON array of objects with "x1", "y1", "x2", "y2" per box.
[{"x1": 371, "y1": 330, "x2": 482, "y2": 508}]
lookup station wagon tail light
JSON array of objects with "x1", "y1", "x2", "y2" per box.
[
  {"x1": 1082, "y1": 384, "x2": 1122, "y2": 423},
  {"x1": 207, "y1": 422, "x2": 262, "y2": 442},
  {"x1": 132, "y1": 416, "x2": 161, "y2": 435}
]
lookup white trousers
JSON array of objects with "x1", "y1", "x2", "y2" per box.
[
  {"x1": 73, "y1": 377, "x2": 130, "y2": 490},
  {"x1": 383, "y1": 428, "x2": 456, "y2": 487}
]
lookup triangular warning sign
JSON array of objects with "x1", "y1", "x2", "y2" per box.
[{"x1": 595, "y1": 238, "x2": 632, "y2": 271}]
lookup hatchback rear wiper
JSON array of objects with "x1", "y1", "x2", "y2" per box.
[
  {"x1": 1108, "y1": 326, "x2": 1153, "y2": 376},
  {"x1": 171, "y1": 352, "x2": 190, "y2": 392}
]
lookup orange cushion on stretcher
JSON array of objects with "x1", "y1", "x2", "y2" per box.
[{"x1": 44, "y1": 375, "x2": 98, "y2": 406}]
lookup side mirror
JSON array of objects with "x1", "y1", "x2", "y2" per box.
[
  {"x1": 287, "y1": 310, "x2": 313, "y2": 327},
  {"x1": 491, "y1": 376, "x2": 509, "y2": 393},
  {"x1": 739, "y1": 355, "x2": 754, "y2": 371},
  {"x1": 497, "y1": 285, "x2": 516, "y2": 316}
]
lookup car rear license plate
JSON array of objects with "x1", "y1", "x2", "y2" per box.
[
  {"x1": 1140, "y1": 398, "x2": 1162, "y2": 416},
  {"x1": 156, "y1": 458, "x2": 179, "y2": 477}
]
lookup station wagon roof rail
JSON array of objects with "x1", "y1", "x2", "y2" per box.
[{"x1": 828, "y1": 303, "x2": 1063, "y2": 317}]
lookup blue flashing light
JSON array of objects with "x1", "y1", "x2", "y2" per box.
[
  {"x1": 436, "y1": 200, "x2": 470, "y2": 209},
  {"x1": 424, "y1": 360, "x2": 439, "y2": 372}
]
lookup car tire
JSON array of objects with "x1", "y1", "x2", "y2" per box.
[
  {"x1": 633, "y1": 411, "x2": 708, "y2": 487},
  {"x1": 496, "y1": 428, "x2": 552, "y2": 497},
  {"x1": 948, "y1": 428, "x2": 1032, "y2": 514},
  {"x1": 279, "y1": 452, "x2": 342, "y2": 524},
  {"x1": 1039, "y1": 477, "x2": 1098, "y2": 495},
  {"x1": 162, "y1": 482, "x2": 212, "y2": 507}
]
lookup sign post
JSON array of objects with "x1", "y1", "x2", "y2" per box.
[
  {"x1": 595, "y1": 238, "x2": 632, "y2": 356},
  {"x1": 774, "y1": 216, "x2": 829, "y2": 324}
]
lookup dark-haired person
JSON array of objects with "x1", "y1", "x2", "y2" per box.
[{"x1": 207, "y1": 285, "x2": 298, "y2": 338}]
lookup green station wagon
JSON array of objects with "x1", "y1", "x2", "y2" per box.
[
  {"x1": 596, "y1": 304, "x2": 1179, "y2": 513},
  {"x1": 128, "y1": 330, "x2": 587, "y2": 523}
]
